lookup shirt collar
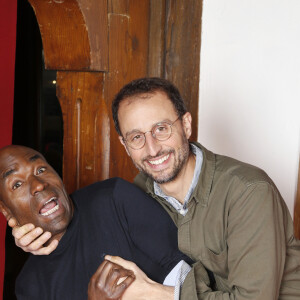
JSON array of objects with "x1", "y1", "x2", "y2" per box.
[
  {"x1": 153, "y1": 144, "x2": 203, "y2": 215},
  {"x1": 135, "y1": 142, "x2": 216, "y2": 209}
]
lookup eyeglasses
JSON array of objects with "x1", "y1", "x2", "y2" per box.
[{"x1": 123, "y1": 117, "x2": 181, "y2": 150}]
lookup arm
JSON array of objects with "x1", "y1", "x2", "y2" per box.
[
  {"x1": 114, "y1": 179, "x2": 193, "y2": 278},
  {"x1": 180, "y1": 183, "x2": 287, "y2": 299}
]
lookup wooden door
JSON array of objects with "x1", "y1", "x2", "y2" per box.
[{"x1": 27, "y1": 0, "x2": 203, "y2": 194}]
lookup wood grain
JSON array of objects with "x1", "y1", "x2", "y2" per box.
[
  {"x1": 106, "y1": 0, "x2": 150, "y2": 182},
  {"x1": 56, "y1": 71, "x2": 109, "y2": 193},
  {"x1": 27, "y1": 0, "x2": 204, "y2": 189},
  {"x1": 164, "y1": 0, "x2": 203, "y2": 141},
  {"x1": 148, "y1": 0, "x2": 166, "y2": 77},
  {"x1": 28, "y1": 0, "x2": 108, "y2": 71}
]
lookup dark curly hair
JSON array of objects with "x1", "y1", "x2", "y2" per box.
[{"x1": 112, "y1": 77, "x2": 188, "y2": 136}]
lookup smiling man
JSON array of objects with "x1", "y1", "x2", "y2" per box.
[
  {"x1": 0, "y1": 145, "x2": 192, "y2": 299},
  {"x1": 108, "y1": 77, "x2": 300, "y2": 299}
]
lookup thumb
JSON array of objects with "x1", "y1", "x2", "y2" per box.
[
  {"x1": 105, "y1": 255, "x2": 136, "y2": 272},
  {"x1": 8, "y1": 217, "x2": 18, "y2": 227},
  {"x1": 0, "y1": 205, "x2": 18, "y2": 227}
]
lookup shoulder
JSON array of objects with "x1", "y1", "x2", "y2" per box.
[
  {"x1": 112, "y1": 177, "x2": 161, "y2": 209},
  {"x1": 194, "y1": 141, "x2": 272, "y2": 187},
  {"x1": 111, "y1": 178, "x2": 172, "y2": 219},
  {"x1": 70, "y1": 177, "x2": 155, "y2": 207},
  {"x1": 113, "y1": 177, "x2": 147, "y2": 197},
  {"x1": 71, "y1": 177, "x2": 127, "y2": 197},
  {"x1": 213, "y1": 154, "x2": 286, "y2": 213},
  {"x1": 215, "y1": 154, "x2": 274, "y2": 188},
  {"x1": 70, "y1": 178, "x2": 124, "y2": 207}
]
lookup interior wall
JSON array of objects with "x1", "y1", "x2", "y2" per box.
[{"x1": 198, "y1": 0, "x2": 300, "y2": 215}]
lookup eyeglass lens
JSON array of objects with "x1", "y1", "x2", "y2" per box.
[{"x1": 126, "y1": 122, "x2": 172, "y2": 149}]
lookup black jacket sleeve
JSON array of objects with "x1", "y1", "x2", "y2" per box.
[{"x1": 112, "y1": 178, "x2": 193, "y2": 279}]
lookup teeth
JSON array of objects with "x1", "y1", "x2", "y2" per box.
[
  {"x1": 44, "y1": 197, "x2": 56, "y2": 204},
  {"x1": 149, "y1": 154, "x2": 169, "y2": 165},
  {"x1": 41, "y1": 203, "x2": 59, "y2": 216}
]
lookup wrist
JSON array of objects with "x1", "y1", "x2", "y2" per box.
[{"x1": 146, "y1": 282, "x2": 174, "y2": 300}]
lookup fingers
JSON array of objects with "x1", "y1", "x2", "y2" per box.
[
  {"x1": 104, "y1": 255, "x2": 154, "y2": 288},
  {"x1": 30, "y1": 239, "x2": 59, "y2": 255},
  {"x1": 88, "y1": 260, "x2": 135, "y2": 300},
  {"x1": 109, "y1": 264, "x2": 134, "y2": 286},
  {"x1": 91, "y1": 259, "x2": 109, "y2": 278},
  {"x1": 12, "y1": 224, "x2": 35, "y2": 240},
  {"x1": 1, "y1": 210, "x2": 14, "y2": 224},
  {"x1": 105, "y1": 255, "x2": 137, "y2": 272},
  {"x1": 13, "y1": 225, "x2": 47, "y2": 247},
  {"x1": 92, "y1": 260, "x2": 135, "y2": 287},
  {"x1": 0, "y1": 205, "x2": 18, "y2": 226},
  {"x1": 111, "y1": 273, "x2": 135, "y2": 299},
  {"x1": 7, "y1": 217, "x2": 18, "y2": 227},
  {"x1": 12, "y1": 224, "x2": 57, "y2": 255}
]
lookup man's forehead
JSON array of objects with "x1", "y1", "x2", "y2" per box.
[
  {"x1": 0, "y1": 146, "x2": 43, "y2": 159},
  {"x1": 0, "y1": 146, "x2": 46, "y2": 176},
  {"x1": 119, "y1": 93, "x2": 176, "y2": 133},
  {"x1": 122, "y1": 90, "x2": 168, "y2": 104},
  {"x1": 28, "y1": 153, "x2": 44, "y2": 162}
]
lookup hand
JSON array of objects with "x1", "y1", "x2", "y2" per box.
[
  {"x1": 88, "y1": 259, "x2": 135, "y2": 300},
  {"x1": 11, "y1": 223, "x2": 58, "y2": 255},
  {"x1": 1, "y1": 206, "x2": 58, "y2": 255},
  {"x1": 105, "y1": 256, "x2": 174, "y2": 300}
]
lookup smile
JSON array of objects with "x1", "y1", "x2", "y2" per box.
[
  {"x1": 40, "y1": 197, "x2": 59, "y2": 216},
  {"x1": 148, "y1": 154, "x2": 170, "y2": 165}
]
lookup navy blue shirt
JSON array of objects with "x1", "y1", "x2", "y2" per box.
[{"x1": 16, "y1": 178, "x2": 191, "y2": 299}]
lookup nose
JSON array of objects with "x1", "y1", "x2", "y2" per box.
[
  {"x1": 30, "y1": 176, "x2": 48, "y2": 195},
  {"x1": 144, "y1": 132, "x2": 162, "y2": 156}
]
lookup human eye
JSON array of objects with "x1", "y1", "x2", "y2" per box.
[
  {"x1": 12, "y1": 181, "x2": 22, "y2": 190},
  {"x1": 132, "y1": 134, "x2": 143, "y2": 141},
  {"x1": 157, "y1": 124, "x2": 168, "y2": 131},
  {"x1": 155, "y1": 123, "x2": 169, "y2": 134},
  {"x1": 128, "y1": 132, "x2": 143, "y2": 143},
  {"x1": 36, "y1": 167, "x2": 46, "y2": 175}
]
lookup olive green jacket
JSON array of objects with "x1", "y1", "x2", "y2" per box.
[{"x1": 134, "y1": 142, "x2": 300, "y2": 299}]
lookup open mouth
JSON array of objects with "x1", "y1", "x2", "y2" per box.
[
  {"x1": 39, "y1": 197, "x2": 59, "y2": 216},
  {"x1": 148, "y1": 154, "x2": 170, "y2": 165}
]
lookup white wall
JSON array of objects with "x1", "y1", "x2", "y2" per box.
[{"x1": 198, "y1": 0, "x2": 300, "y2": 215}]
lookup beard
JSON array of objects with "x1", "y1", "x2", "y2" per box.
[{"x1": 133, "y1": 137, "x2": 190, "y2": 184}]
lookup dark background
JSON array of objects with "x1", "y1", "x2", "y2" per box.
[{"x1": 4, "y1": 0, "x2": 63, "y2": 298}]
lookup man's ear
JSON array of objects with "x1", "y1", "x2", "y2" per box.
[
  {"x1": 181, "y1": 112, "x2": 192, "y2": 139},
  {"x1": 118, "y1": 136, "x2": 131, "y2": 156}
]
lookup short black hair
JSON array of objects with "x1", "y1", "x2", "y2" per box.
[{"x1": 112, "y1": 77, "x2": 188, "y2": 136}]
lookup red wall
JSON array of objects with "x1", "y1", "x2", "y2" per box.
[{"x1": 0, "y1": 0, "x2": 17, "y2": 298}]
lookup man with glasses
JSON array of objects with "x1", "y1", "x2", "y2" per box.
[
  {"x1": 9, "y1": 77, "x2": 300, "y2": 299},
  {"x1": 105, "y1": 77, "x2": 300, "y2": 299}
]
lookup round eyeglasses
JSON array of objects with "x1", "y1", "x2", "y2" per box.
[{"x1": 123, "y1": 117, "x2": 181, "y2": 150}]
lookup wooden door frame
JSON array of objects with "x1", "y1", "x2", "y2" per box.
[
  {"x1": 294, "y1": 159, "x2": 300, "y2": 238},
  {"x1": 27, "y1": 0, "x2": 203, "y2": 193}
]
